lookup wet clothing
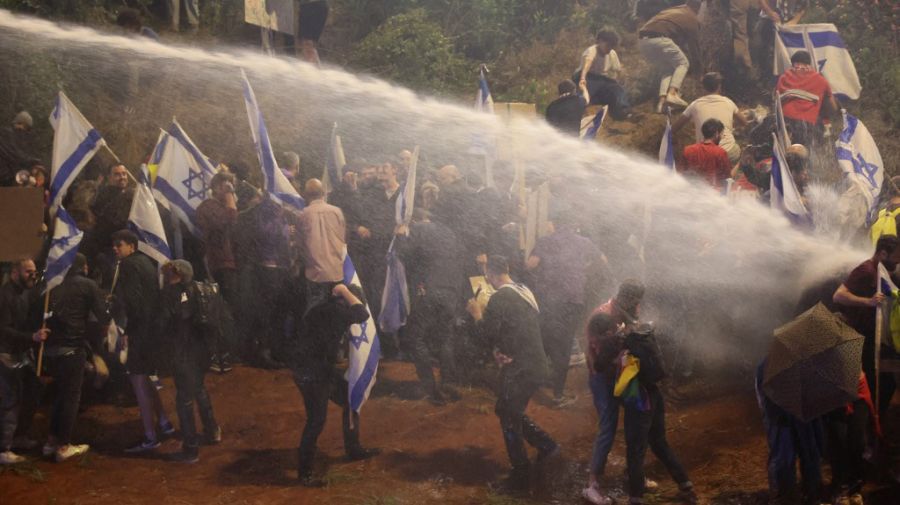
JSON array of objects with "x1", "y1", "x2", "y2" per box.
[
  {"x1": 112, "y1": 252, "x2": 160, "y2": 375},
  {"x1": 297, "y1": 199, "x2": 346, "y2": 283},
  {"x1": 572, "y1": 47, "x2": 630, "y2": 118},
  {"x1": 196, "y1": 198, "x2": 238, "y2": 272},
  {"x1": 681, "y1": 141, "x2": 732, "y2": 191},
  {"x1": 545, "y1": 94, "x2": 587, "y2": 135},
  {"x1": 681, "y1": 94, "x2": 741, "y2": 163},
  {"x1": 530, "y1": 229, "x2": 600, "y2": 307},
  {"x1": 589, "y1": 371, "x2": 619, "y2": 478},
  {"x1": 835, "y1": 258, "x2": 880, "y2": 398},
  {"x1": 159, "y1": 281, "x2": 218, "y2": 450},
  {"x1": 776, "y1": 66, "x2": 833, "y2": 125}
]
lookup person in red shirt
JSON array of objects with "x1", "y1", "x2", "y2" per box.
[
  {"x1": 680, "y1": 118, "x2": 731, "y2": 191},
  {"x1": 776, "y1": 50, "x2": 839, "y2": 146}
]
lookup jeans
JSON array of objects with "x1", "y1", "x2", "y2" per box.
[
  {"x1": 624, "y1": 386, "x2": 691, "y2": 498},
  {"x1": 0, "y1": 360, "x2": 40, "y2": 451},
  {"x1": 292, "y1": 367, "x2": 361, "y2": 477},
  {"x1": 541, "y1": 302, "x2": 584, "y2": 398},
  {"x1": 173, "y1": 350, "x2": 218, "y2": 449},
  {"x1": 495, "y1": 374, "x2": 557, "y2": 470},
  {"x1": 762, "y1": 399, "x2": 824, "y2": 502},
  {"x1": 46, "y1": 348, "x2": 86, "y2": 446},
  {"x1": 406, "y1": 292, "x2": 457, "y2": 392},
  {"x1": 589, "y1": 372, "x2": 620, "y2": 479},
  {"x1": 575, "y1": 72, "x2": 631, "y2": 119},
  {"x1": 638, "y1": 37, "x2": 690, "y2": 96}
]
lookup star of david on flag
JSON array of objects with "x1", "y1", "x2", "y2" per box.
[{"x1": 342, "y1": 248, "x2": 380, "y2": 413}]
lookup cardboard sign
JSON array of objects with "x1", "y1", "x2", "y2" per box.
[
  {"x1": 0, "y1": 187, "x2": 45, "y2": 261},
  {"x1": 244, "y1": 0, "x2": 296, "y2": 34}
]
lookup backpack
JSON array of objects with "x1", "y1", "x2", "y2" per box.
[
  {"x1": 191, "y1": 280, "x2": 227, "y2": 336},
  {"x1": 623, "y1": 324, "x2": 666, "y2": 385}
]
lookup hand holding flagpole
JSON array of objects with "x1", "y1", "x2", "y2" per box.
[{"x1": 35, "y1": 290, "x2": 51, "y2": 377}]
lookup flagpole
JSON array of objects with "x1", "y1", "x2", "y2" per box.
[
  {"x1": 35, "y1": 288, "x2": 50, "y2": 378},
  {"x1": 875, "y1": 302, "x2": 883, "y2": 417}
]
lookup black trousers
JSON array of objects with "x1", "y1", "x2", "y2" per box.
[
  {"x1": 0, "y1": 361, "x2": 41, "y2": 450},
  {"x1": 406, "y1": 293, "x2": 457, "y2": 392},
  {"x1": 824, "y1": 400, "x2": 867, "y2": 495},
  {"x1": 173, "y1": 350, "x2": 218, "y2": 449},
  {"x1": 211, "y1": 268, "x2": 238, "y2": 360},
  {"x1": 495, "y1": 374, "x2": 556, "y2": 470},
  {"x1": 624, "y1": 386, "x2": 691, "y2": 498},
  {"x1": 540, "y1": 302, "x2": 584, "y2": 398},
  {"x1": 46, "y1": 348, "x2": 86, "y2": 446},
  {"x1": 292, "y1": 367, "x2": 360, "y2": 476}
]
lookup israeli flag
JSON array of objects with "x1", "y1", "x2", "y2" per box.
[
  {"x1": 48, "y1": 92, "x2": 106, "y2": 214},
  {"x1": 775, "y1": 23, "x2": 861, "y2": 101},
  {"x1": 44, "y1": 206, "x2": 84, "y2": 293},
  {"x1": 879, "y1": 262, "x2": 898, "y2": 298},
  {"x1": 240, "y1": 70, "x2": 305, "y2": 211},
  {"x1": 580, "y1": 106, "x2": 607, "y2": 141},
  {"x1": 343, "y1": 248, "x2": 380, "y2": 413},
  {"x1": 470, "y1": 66, "x2": 496, "y2": 187},
  {"x1": 379, "y1": 147, "x2": 419, "y2": 333},
  {"x1": 322, "y1": 122, "x2": 347, "y2": 197},
  {"x1": 658, "y1": 117, "x2": 674, "y2": 170},
  {"x1": 128, "y1": 181, "x2": 172, "y2": 266},
  {"x1": 770, "y1": 133, "x2": 811, "y2": 226},
  {"x1": 836, "y1": 111, "x2": 883, "y2": 220},
  {"x1": 149, "y1": 121, "x2": 217, "y2": 236}
]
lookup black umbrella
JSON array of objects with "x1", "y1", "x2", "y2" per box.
[{"x1": 762, "y1": 302, "x2": 864, "y2": 422}]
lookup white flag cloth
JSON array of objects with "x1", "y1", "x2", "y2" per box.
[
  {"x1": 323, "y1": 123, "x2": 347, "y2": 196},
  {"x1": 580, "y1": 106, "x2": 607, "y2": 141},
  {"x1": 774, "y1": 23, "x2": 861, "y2": 100},
  {"x1": 470, "y1": 67, "x2": 496, "y2": 187},
  {"x1": 770, "y1": 133, "x2": 811, "y2": 225},
  {"x1": 240, "y1": 70, "x2": 305, "y2": 211},
  {"x1": 879, "y1": 262, "x2": 898, "y2": 297},
  {"x1": 128, "y1": 182, "x2": 172, "y2": 265},
  {"x1": 379, "y1": 147, "x2": 419, "y2": 333},
  {"x1": 659, "y1": 117, "x2": 674, "y2": 170},
  {"x1": 48, "y1": 92, "x2": 106, "y2": 214},
  {"x1": 149, "y1": 122, "x2": 217, "y2": 236},
  {"x1": 44, "y1": 206, "x2": 84, "y2": 293},
  {"x1": 836, "y1": 111, "x2": 883, "y2": 219},
  {"x1": 343, "y1": 249, "x2": 380, "y2": 413}
]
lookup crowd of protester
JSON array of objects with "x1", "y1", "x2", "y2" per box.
[{"x1": 0, "y1": 2, "x2": 897, "y2": 505}]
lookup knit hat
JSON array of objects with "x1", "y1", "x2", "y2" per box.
[
  {"x1": 13, "y1": 111, "x2": 32, "y2": 129},
  {"x1": 165, "y1": 259, "x2": 194, "y2": 283}
]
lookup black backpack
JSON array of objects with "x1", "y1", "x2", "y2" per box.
[
  {"x1": 624, "y1": 324, "x2": 667, "y2": 385},
  {"x1": 191, "y1": 280, "x2": 227, "y2": 336}
]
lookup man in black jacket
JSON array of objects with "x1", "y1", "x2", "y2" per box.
[
  {"x1": 0, "y1": 258, "x2": 45, "y2": 465},
  {"x1": 289, "y1": 282, "x2": 379, "y2": 486},
  {"x1": 466, "y1": 255, "x2": 559, "y2": 494},
  {"x1": 44, "y1": 253, "x2": 110, "y2": 462},
  {"x1": 159, "y1": 260, "x2": 220, "y2": 464},
  {"x1": 111, "y1": 229, "x2": 174, "y2": 453},
  {"x1": 395, "y1": 208, "x2": 465, "y2": 404},
  {"x1": 545, "y1": 80, "x2": 588, "y2": 136}
]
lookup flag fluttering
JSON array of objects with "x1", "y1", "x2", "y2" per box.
[
  {"x1": 128, "y1": 181, "x2": 172, "y2": 266},
  {"x1": 343, "y1": 249, "x2": 380, "y2": 413},
  {"x1": 323, "y1": 122, "x2": 347, "y2": 197},
  {"x1": 48, "y1": 92, "x2": 106, "y2": 214},
  {"x1": 580, "y1": 106, "x2": 607, "y2": 141},
  {"x1": 149, "y1": 121, "x2": 217, "y2": 235},
  {"x1": 774, "y1": 23, "x2": 861, "y2": 100},
  {"x1": 240, "y1": 70, "x2": 305, "y2": 211},
  {"x1": 836, "y1": 111, "x2": 883, "y2": 221}
]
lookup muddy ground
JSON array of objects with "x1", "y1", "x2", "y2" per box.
[{"x1": 1, "y1": 361, "x2": 897, "y2": 505}]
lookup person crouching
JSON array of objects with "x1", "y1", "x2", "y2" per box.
[{"x1": 160, "y1": 260, "x2": 221, "y2": 463}]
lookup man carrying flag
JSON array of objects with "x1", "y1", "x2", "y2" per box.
[{"x1": 775, "y1": 50, "x2": 839, "y2": 147}]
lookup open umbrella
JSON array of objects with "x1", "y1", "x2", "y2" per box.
[{"x1": 762, "y1": 302, "x2": 864, "y2": 422}]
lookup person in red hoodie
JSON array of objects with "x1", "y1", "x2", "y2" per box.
[{"x1": 775, "y1": 50, "x2": 839, "y2": 147}]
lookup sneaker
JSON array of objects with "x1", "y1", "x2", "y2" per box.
[
  {"x1": 848, "y1": 493, "x2": 863, "y2": 505},
  {"x1": 209, "y1": 362, "x2": 222, "y2": 373},
  {"x1": 171, "y1": 448, "x2": 199, "y2": 464},
  {"x1": 55, "y1": 444, "x2": 89, "y2": 462},
  {"x1": 204, "y1": 426, "x2": 222, "y2": 445},
  {"x1": 536, "y1": 443, "x2": 561, "y2": 464},
  {"x1": 489, "y1": 469, "x2": 530, "y2": 496},
  {"x1": 677, "y1": 486, "x2": 699, "y2": 504},
  {"x1": 0, "y1": 450, "x2": 25, "y2": 465},
  {"x1": 42, "y1": 443, "x2": 58, "y2": 457},
  {"x1": 583, "y1": 485, "x2": 613, "y2": 505},
  {"x1": 124, "y1": 438, "x2": 160, "y2": 453},
  {"x1": 645, "y1": 478, "x2": 659, "y2": 490},
  {"x1": 11, "y1": 437, "x2": 39, "y2": 451},
  {"x1": 665, "y1": 93, "x2": 689, "y2": 108},
  {"x1": 160, "y1": 421, "x2": 176, "y2": 437},
  {"x1": 346, "y1": 446, "x2": 381, "y2": 462}
]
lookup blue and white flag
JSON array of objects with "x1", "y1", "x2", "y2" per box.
[
  {"x1": 149, "y1": 122, "x2": 217, "y2": 235},
  {"x1": 658, "y1": 117, "x2": 674, "y2": 170},
  {"x1": 580, "y1": 106, "x2": 607, "y2": 141},
  {"x1": 322, "y1": 122, "x2": 347, "y2": 197},
  {"x1": 836, "y1": 111, "x2": 883, "y2": 220},
  {"x1": 240, "y1": 70, "x2": 305, "y2": 211},
  {"x1": 48, "y1": 92, "x2": 106, "y2": 215},
  {"x1": 343, "y1": 249, "x2": 380, "y2": 413},
  {"x1": 878, "y1": 262, "x2": 898, "y2": 298},
  {"x1": 470, "y1": 66, "x2": 496, "y2": 187},
  {"x1": 775, "y1": 23, "x2": 861, "y2": 101},
  {"x1": 770, "y1": 133, "x2": 811, "y2": 226},
  {"x1": 128, "y1": 181, "x2": 172, "y2": 266},
  {"x1": 44, "y1": 206, "x2": 84, "y2": 293},
  {"x1": 474, "y1": 65, "x2": 494, "y2": 116},
  {"x1": 379, "y1": 147, "x2": 419, "y2": 334}
]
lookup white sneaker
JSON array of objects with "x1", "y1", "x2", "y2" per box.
[
  {"x1": 645, "y1": 477, "x2": 659, "y2": 490},
  {"x1": 55, "y1": 444, "x2": 89, "y2": 462},
  {"x1": 0, "y1": 450, "x2": 26, "y2": 465},
  {"x1": 582, "y1": 485, "x2": 613, "y2": 505},
  {"x1": 665, "y1": 93, "x2": 689, "y2": 108}
]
